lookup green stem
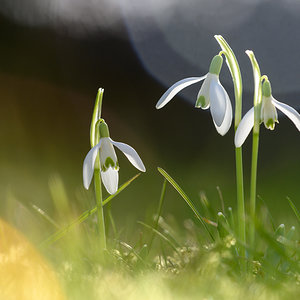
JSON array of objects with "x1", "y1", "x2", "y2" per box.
[
  {"x1": 250, "y1": 133, "x2": 259, "y2": 247},
  {"x1": 214, "y1": 35, "x2": 246, "y2": 267},
  {"x1": 94, "y1": 167, "x2": 106, "y2": 251},
  {"x1": 235, "y1": 147, "x2": 246, "y2": 254},
  {"x1": 91, "y1": 88, "x2": 106, "y2": 250},
  {"x1": 246, "y1": 51, "x2": 262, "y2": 253}
]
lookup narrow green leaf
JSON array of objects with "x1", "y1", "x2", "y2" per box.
[
  {"x1": 257, "y1": 222, "x2": 300, "y2": 273},
  {"x1": 119, "y1": 241, "x2": 148, "y2": 266},
  {"x1": 157, "y1": 167, "x2": 214, "y2": 241},
  {"x1": 287, "y1": 197, "x2": 300, "y2": 224},
  {"x1": 246, "y1": 50, "x2": 262, "y2": 108},
  {"x1": 216, "y1": 186, "x2": 225, "y2": 213},
  {"x1": 214, "y1": 35, "x2": 242, "y2": 116},
  {"x1": 102, "y1": 173, "x2": 141, "y2": 205},
  {"x1": 90, "y1": 88, "x2": 104, "y2": 147},
  {"x1": 31, "y1": 203, "x2": 60, "y2": 229},
  {"x1": 137, "y1": 221, "x2": 180, "y2": 255},
  {"x1": 148, "y1": 179, "x2": 167, "y2": 254},
  {"x1": 217, "y1": 212, "x2": 230, "y2": 239},
  {"x1": 40, "y1": 174, "x2": 140, "y2": 248}
]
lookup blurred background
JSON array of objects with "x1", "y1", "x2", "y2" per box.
[{"x1": 0, "y1": 0, "x2": 299, "y2": 243}]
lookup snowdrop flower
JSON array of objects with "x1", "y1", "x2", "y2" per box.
[
  {"x1": 156, "y1": 55, "x2": 232, "y2": 136},
  {"x1": 83, "y1": 120, "x2": 146, "y2": 194},
  {"x1": 235, "y1": 79, "x2": 300, "y2": 147}
]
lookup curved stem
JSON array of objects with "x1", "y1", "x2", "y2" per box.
[{"x1": 215, "y1": 35, "x2": 246, "y2": 270}]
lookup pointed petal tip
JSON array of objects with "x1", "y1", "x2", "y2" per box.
[
  {"x1": 83, "y1": 181, "x2": 89, "y2": 190},
  {"x1": 155, "y1": 76, "x2": 207, "y2": 109},
  {"x1": 272, "y1": 98, "x2": 300, "y2": 131},
  {"x1": 109, "y1": 138, "x2": 146, "y2": 173},
  {"x1": 234, "y1": 107, "x2": 255, "y2": 148},
  {"x1": 155, "y1": 102, "x2": 163, "y2": 109},
  {"x1": 101, "y1": 167, "x2": 119, "y2": 195}
]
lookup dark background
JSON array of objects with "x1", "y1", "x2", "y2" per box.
[{"x1": 0, "y1": 1, "x2": 299, "y2": 238}]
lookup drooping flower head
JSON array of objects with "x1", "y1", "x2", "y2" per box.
[
  {"x1": 156, "y1": 54, "x2": 233, "y2": 136},
  {"x1": 83, "y1": 120, "x2": 146, "y2": 194},
  {"x1": 235, "y1": 78, "x2": 300, "y2": 147}
]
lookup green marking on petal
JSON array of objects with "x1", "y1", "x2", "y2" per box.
[
  {"x1": 105, "y1": 157, "x2": 115, "y2": 168},
  {"x1": 195, "y1": 95, "x2": 208, "y2": 108},
  {"x1": 265, "y1": 118, "x2": 275, "y2": 130}
]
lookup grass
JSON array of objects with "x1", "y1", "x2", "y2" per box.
[{"x1": 1, "y1": 168, "x2": 300, "y2": 300}]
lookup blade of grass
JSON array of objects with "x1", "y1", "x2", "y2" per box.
[
  {"x1": 40, "y1": 174, "x2": 140, "y2": 248},
  {"x1": 31, "y1": 203, "x2": 60, "y2": 229},
  {"x1": 119, "y1": 241, "x2": 148, "y2": 267},
  {"x1": 148, "y1": 179, "x2": 167, "y2": 254},
  {"x1": 257, "y1": 195, "x2": 276, "y2": 231},
  {"x1": 287, "y1": 197, "x2": 300, "y2": 225},
  {"x1": 157, "y1": 167, "x2": 214, "y2": 241},
  {"x1": 137, "y1": 221, "x2": 180, "y2": 255},
  {"x1": 256, "y1": 221, "x2": 300, "y2": 273},
  {"x1": 216, "y1": 186, "x2": 225, "y2": 214},
  {"x1": 199, "y1": 191, "x2": 216, "y2": 220}
]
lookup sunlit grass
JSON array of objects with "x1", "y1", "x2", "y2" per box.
[{"x1": 1, "y1": 166, "x2": 300, "y2": 299}]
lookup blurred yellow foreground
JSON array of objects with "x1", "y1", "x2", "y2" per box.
[{"x1": 0, "y1": 219, "x2": 65, "y2": 300}]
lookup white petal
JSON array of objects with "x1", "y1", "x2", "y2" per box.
[
  {"x1": 195, "y1": 73, "x2": 214, "y2": 109},
  {"x1": 272, "y1": 98, "x2": 300, "y2": 131},
  {"x1": 209, "y1": 77, "x2": 227, "y2": 127},
  {"x1": 83, "y1": 140, "x2": 102, "y2": 190},
  {"x1": 214, "y1": 90, "x2": 233, "y2": 136},
  {"x1": 101, "y1": 167, "x2": 119, "y2": 195},
  {"x1": 109, "y1": 138, "x2": 146, "y2": 172},
  {"x1": 234, "y1": 107, "x2": 254, "y2": 148},
  {"x1": 156, "y1": 76, "x2": 207, "y2": 109}
]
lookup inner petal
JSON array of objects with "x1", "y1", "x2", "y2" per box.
[{"x1": 100, "y1": 137, "x2": 118, "y2": 170}]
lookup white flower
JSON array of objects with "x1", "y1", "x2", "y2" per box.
[
  {"x1": 83, "y1": 122, "x2": 146, "y2": 194},
  {"x1": 155, "y1": 55, "x2": 233, "y2": 136},
  {"x1": 235, "y1": 79, "x2": 300, "y2": 148}
]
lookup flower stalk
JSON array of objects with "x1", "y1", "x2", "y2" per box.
[
  {"x1": 246, "y1": 51, "x2": 262, "y2": 253},
  {"x1": 214, "y1": 35, "x2": 246, "y2": 268},
  {"x1": 91, "y1": 88, "x2": 106, "y2": 251}
]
